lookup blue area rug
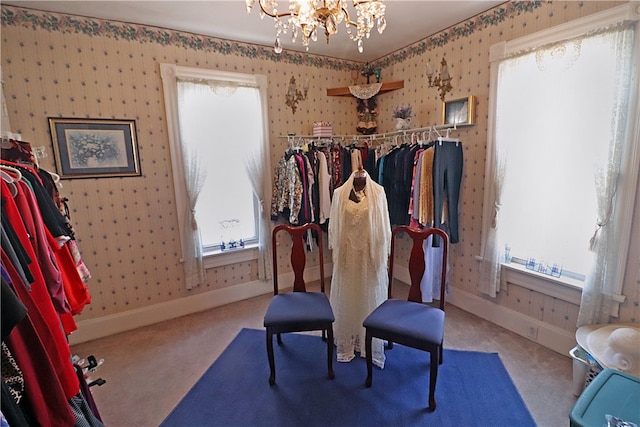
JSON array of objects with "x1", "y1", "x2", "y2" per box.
[{"x1": 161, "y1": 328, "x2": 535, "y2": 427}]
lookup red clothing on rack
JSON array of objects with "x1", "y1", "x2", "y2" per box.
[
  {"x1": 3, "y1": 281, "x2": 76, "y2": 427},
  {"x1": 1, "y1": 180, "x2": 80, "y2": 399},
  {"x1": 13, "y1": 178, "x2": 70, "y2": 313}
]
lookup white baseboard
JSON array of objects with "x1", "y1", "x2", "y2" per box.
[
  {"x1": 394, "y1": 266, "x2": 575, "y2": 357},
  {"x1": 70, "y1": 263, "x2": 575, "y2": 357},
  {"x1": 446, "y1": 287, "x2": 575, "y2": 357},
  {"x1": 68, "y1": 264, "x2": 327, "y2": 346}
]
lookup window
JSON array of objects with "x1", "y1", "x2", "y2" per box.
[
  {"x1": 479, "y1": 4, "x2": 639, "y2": 313},
  {"x1": 161, "y1": 64, "x2": 271, "y2": 288},
  {"x1": 176, "y1": 80, "x2": 261, "y2": 250},
  {"x1": 495, "y1": 29, "x2": 630, "y2": 277}
]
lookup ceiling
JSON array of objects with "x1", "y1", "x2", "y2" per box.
[{"x1": 4, "y1": 1, "x2": 505, "y2": 62}]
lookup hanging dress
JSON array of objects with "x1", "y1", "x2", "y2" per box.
[{"x1": 328, "y1": 170, "x2": 391, "y2": 368}]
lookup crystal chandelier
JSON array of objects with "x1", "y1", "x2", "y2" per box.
[{"x1": 245, "y1": 0, "x2": 387, "y2": 54}]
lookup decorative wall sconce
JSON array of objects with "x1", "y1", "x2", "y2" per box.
[
  {"x1": 426, "y1": 57, "x2": 453, "y2": 102},
  {"x1": 285, "y1": 76, "x2": 309, "y2": 114}
]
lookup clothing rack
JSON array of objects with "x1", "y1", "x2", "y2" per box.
[
  {"x1": 281, "y1": 124, "x2": 462, "y2": 149},
  {"x1": 2, "y1": 133, "x2": 63, "y2": 186},
  {"x1": 272, "y1": 123, "x2": 465, "y2": 247}
]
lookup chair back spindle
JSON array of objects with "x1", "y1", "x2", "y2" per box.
[
  {"x1": 264, "y1": 222, "x2": 334, "y2": 385},
  {"x1": 271, "y1": 223, "x2": 325, "y2": 295},
  {"x1": 390, "y1": 226, "x2": 449, "y2": 307},
  {"x1": 363, "y1": 224, "x2": 450, "y2": 411}
]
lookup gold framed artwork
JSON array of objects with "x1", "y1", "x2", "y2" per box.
[
  {"x1": 442, "y1": 95, "x2": 476, "y2": 126},
  {"x1": 49, "y1": 117, "x2": 141, "y2": 179}
]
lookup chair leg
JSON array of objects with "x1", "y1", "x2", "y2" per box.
[
  {"x1": 365, "y1": 329, "x2": 373, "y2": 387},
  {"x1": 427, "y1": 348, "x2": 438, "y2": 412},
  {"x1": 276, "y1": 332, "x2": 283, "y2": 345},
  {"x1": 266, "y1": 329, "x2": 276, "y2": 385},
  {"x1": 326, "y1": 326, "x2": 335, "y2": 379},
  {"x1": 439, "y1": 342, "x2": 443, "y2": 365}
]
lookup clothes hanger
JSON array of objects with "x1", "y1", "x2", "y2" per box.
[
  {"x1": 417, "y1": 130, "x2": 430, "y2": 147},
  {"x1": 437, "y1": 126, "x2": 460, "y2": 145},
  {"x1": 0, "y1": 165, "x2": 22, "y2": 197},
  {"x1": 43, "y1": 169, "x2": 63, "y2": 188},
  {"x1": 432, "y1": 125, "x2": 442, "y2": 140},
  {"x1": 0, "y1": 164, "x2": 23, "y2": 181},
  {"x1": 1, "y1": 160, "x2": 43, "y2": 185}
]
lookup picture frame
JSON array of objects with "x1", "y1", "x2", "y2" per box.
[
  {"x1": 442, "y1": 95, "x2": 476, "y2": 126},
  {"x1": 49, "y1": 118, "x2": 141, "y2": 179}
]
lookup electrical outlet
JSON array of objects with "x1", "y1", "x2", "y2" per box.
[{"x1": 526, "y1": 326, "x2": 538, "y2": 340}]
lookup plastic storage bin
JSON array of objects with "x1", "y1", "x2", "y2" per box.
[
  {"x1": 570, "y1": 368, "x2": 640, "y2": 427},
  {"x1": 570, "y1": 346, "x2": 603, "y2": 396},
  {"x1": 570, "y1": 346, "x2": 589, "y2": 396}
]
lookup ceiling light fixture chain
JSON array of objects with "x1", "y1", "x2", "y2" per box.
[{"x1": 246, "y1": 0, "x2": 386, "y2": 54}]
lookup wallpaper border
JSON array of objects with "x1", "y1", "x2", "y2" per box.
[{"x1": 1, "y1": 2, "x2": 548, "y2": 70}]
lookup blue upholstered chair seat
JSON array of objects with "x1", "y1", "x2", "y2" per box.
[
  {"x1": 264, "y1": 292, "x2": 335, "y2": 329},
  {"x1": 264, "y1": 223, "x2": 335, "y2": 385},
  {"x1": 363, "y1": 299, "x2": 444, "y2": 345},
  {"x1": 362, "y1": 226, "x2": 450, "y2": 411}
]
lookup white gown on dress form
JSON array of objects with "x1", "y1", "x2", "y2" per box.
[{"x1": 328, "y1": 171, "x2": 391, "y2": 368}]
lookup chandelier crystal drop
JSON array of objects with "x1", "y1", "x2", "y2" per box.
[{"x1": 245, "y1": 0, "x2": 387, "y2": 54}]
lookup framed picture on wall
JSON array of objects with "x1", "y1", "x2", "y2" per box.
[
  {"x1": 49, "y1": 117, "x2": 141, "y2": 179},
  {"x1": 442, "y1": 95, "x2": 476, "y2": 126}
]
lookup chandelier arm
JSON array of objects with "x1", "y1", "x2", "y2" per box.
[
  {"x1": 256, "y1": 0, "x2": 294, "y2": 19},
  {"x1": 341, "y1": 7, "x2": 359, "y2": 28}
]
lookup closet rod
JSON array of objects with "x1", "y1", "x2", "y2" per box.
[{"x1": 278, "y1": 123, "x2": 469, "y2": 140}]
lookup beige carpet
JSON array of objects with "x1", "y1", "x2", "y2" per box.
[{"x1": 71, "y1": 283, "x2": 576, "y2": 427}]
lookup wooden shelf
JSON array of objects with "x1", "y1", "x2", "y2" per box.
[{"x1": 326, "y1": 80, "x2": 404, "y2": 97}]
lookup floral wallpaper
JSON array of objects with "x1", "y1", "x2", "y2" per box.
[
  {"x1": 2, "y1": 1, "x2": 548, "y2": 71},
  {"x1": 1, "y1": 1, "x2": 636, "y2": 333}
]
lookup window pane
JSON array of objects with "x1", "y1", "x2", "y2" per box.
[
  {"x1": 196, "y1": 174, "x2": 256, "y2": 245},
  {"x1": 177, "y1": 82, "x2": 261, "y2": 248}
]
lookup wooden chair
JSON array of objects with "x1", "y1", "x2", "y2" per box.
[
  {"x1": 362, "y1": 225, "x2": 449, "y2": 411},
  {"x1": 264, "y1": 223, "x2": 335, "y2": 385}
]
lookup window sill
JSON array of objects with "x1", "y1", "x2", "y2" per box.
[
  {"x1": 500, "y1": 262, "x2": 583, "y2": 305},
  {"x1": 203, "y1": 244, "x2": 259, "y2": 269},
  {"x1": 502, "y1": 262, "x2": 584, "y2": 289}
]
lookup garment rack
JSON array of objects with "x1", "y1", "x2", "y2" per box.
[{"x1": 280, "y1": 124, "x2": 463, "y2": 148}]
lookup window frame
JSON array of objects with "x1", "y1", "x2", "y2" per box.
[
  {"x1": 480, "y1": 3, "x2": 640, "y2": 303},
  {"x1": 160, "y1": 63, "x2": 271, "y2": 267}
]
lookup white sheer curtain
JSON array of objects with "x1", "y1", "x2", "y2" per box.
[
  {"x1": 177, "y1": 81, "x2": 209, "y2": 289},
  {"x1": 478, "y1": 144, "x2": 506, "y2": 298},
  {"x1": 577, "y1": 26, "x2": 635, "y2": 326},
  {"x1": 181, "y1": 148, "x2": 207, "y2": 290},
  {"x1": 244, "y1": 87, "x2": 273, "y2": 280},
  {"x1": 481, "y1": 23, "x2": 636, "y2": 304}
]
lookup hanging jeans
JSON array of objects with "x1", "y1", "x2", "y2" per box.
[{"x1": 433, "y1": 141, "x2": 463, "y2": 246}]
